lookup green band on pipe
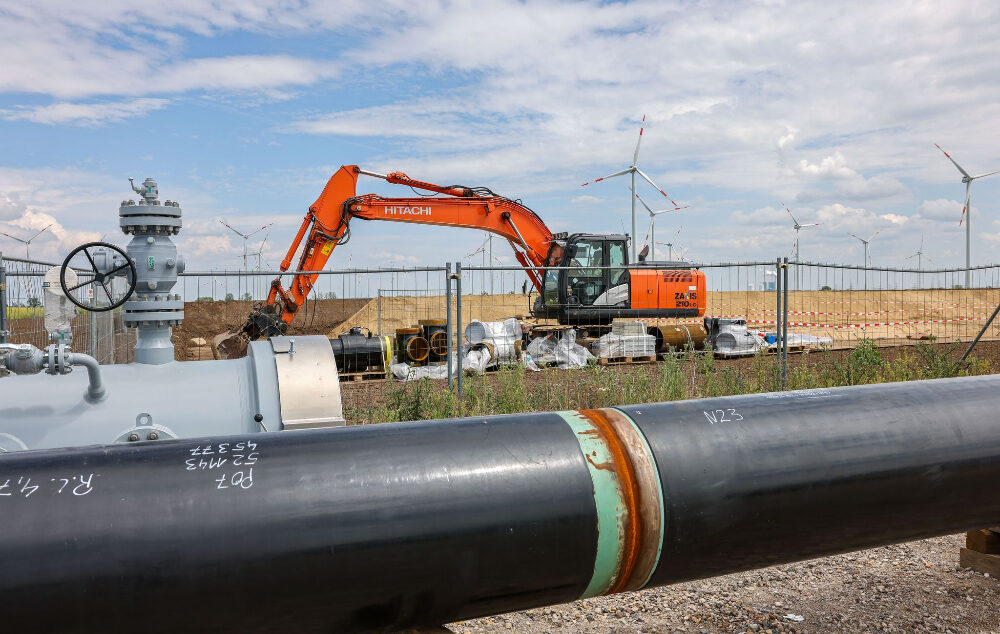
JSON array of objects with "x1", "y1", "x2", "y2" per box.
[{"x1": 558, "y1": 410, "x2": 625, "y2": 598}]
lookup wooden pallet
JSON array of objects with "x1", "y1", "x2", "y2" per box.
[
  {"x1": 598, "y1": 355, "x2": 657, "y2": 366},
  {"x1": 339, "y1": 369, "x2": 388, "y2": 382}
]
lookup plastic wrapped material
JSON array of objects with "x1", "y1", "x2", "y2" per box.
[
  {"x1": 465, "y1": 318, "x2": 521, "y2": 343},
  {"x1": 463, "y1": 346, "x2": 493, "y2": 374},
  {"x1": 391, "y1": 362, "x2": 452, "y2": 381},
  {"x1": 594, "y1": 333, "x2": 656, "y2": 358},
  {"x1": 43, "y1": 267, "x2": 76, "y2": 344},
  {"x1": 526, "y1": 330, "x2": 594, "y2": 369},
  {"x1": 611, "y1": 321, "x2": 647, "y2": 337},
  {"x1": 764, "y1": 333, "x2": 834, "y2": 349},
  {"x1": 465, "y1": 318, "x2": 521, "y2": 365}
]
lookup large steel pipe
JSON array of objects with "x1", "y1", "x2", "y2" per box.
[{"x1": 2, "y1": 375, "x2": 1000, "y2": 632}]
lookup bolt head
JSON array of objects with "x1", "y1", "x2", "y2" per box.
[
  {"x1": 147, "y1": 431, "x2": 159, "y2": 440},
  {"x1": 127, "y1": 433, "x2": 139, "y2": 442}
]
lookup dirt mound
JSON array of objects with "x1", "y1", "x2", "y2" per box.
[
  {"x1": 173, "y1": 297, "x2": 369, "y2": 360},
  {"x1": 328, "y1": 293, "x2": 535, "y2": 338}
]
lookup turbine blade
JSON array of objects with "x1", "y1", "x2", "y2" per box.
[
  {"x1": 633, "y1": 114, "x2": 646, "y2": 166},
  {"x1": 581, "y1": 167, "x2": 632, "y2": 186},
  {"x1": 782, "y1": 203, "x2": 800, "y2": 226},
  {"x1": 960, "y1": 181, "x2": 971, "y2": 226},
  {"x1": 801, "y1": 223, "x2": 820, "y2": 227},
  {"x1": 972, "y1": 168, "x2": 1000, "y2": 180},
  {"x1": 633, "y1": 168, "x2": 680, "y2": 206},
  {"x1": 246, "y1": 222, "x2": 274, "y2": 238},
  {"x1": 935, "y1": 143, "x2": 971, "y2": 179},
  {"x1": 219, "y1": 220, "x2": 248, "y2": 239},
  {"x1": 28, "y1": 224, "x2": 53, "y2": 242},
  {"x1": 847, "y1": 232, "x2": 862, "y2": 241},
  {"x1": 1, "y1": 232, "x2": 28, "y2": 244},
  {"x1": 629, "y1": 187, "x2": 655, "y2": 214}
]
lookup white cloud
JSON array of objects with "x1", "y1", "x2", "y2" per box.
[
  {"x1": 0, "y1": 98, "x2": 169, "y2": 126},
  {"x1": 157, "y1": 56, "x2": 338, "y2": 94},
  {"x1": 571, "y1": 195, "x2": 603, "y2": 204},
  {"x1": 915, "y1": 198, "x2": 963, "y2": 223}
]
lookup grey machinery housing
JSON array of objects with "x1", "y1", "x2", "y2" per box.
[{"x1": 0, "y1": 178, "x2": 345, "y2": 452}]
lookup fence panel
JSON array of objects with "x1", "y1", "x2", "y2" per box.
[
  {"x1": 787, "y1": 262, "x2": 1000, "y2": 355},
  {"x1": 0, "y1": 255, "x2": 129, "y2": 363}
]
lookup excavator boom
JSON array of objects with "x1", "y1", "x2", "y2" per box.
[{"x1": 232, "y1": 165, "x2": 555, "y2": 344}]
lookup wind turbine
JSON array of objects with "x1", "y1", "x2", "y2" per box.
[
  {"x1": 904, "y1": 234, "x2": 934, "y2": 289},
  {"x1": 847, "y1": 230, "x2": 881, "y2": 266},
  {"x1": 250, "y1": 234, "x2": 270, "y2": 298},
  {"x1": 655, "y1": 226, "x2": 684, "y2": 260},
  {"x1": 581, "y1": 115, "x2": 679, "y2": 261},
  {"x1": 219, "y1": 220, "x2": 273, "y2": 271},
  {"x1": 630, "y1": 187, "x2": 688, "y2": 258},
  {"x1": 1, "y1": 223, "x2": 52, "y2": 259},
  {"x1": 783, "y1": 204, "x2": 820, "y2": 290},
  {"x1": 935, "y1": 143, "x2": 1000, "y2": 288}
]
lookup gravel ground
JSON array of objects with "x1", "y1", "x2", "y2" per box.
[{"x1": 450, "y1": 534, "x2": 999, "y2": 633}]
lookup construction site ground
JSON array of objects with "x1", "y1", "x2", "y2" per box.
[{"x1": 451, "y1": 533, "x2": 1000, "y2": 633}]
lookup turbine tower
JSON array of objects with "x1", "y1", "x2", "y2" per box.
[
  {"x1": 1, "y1": 223, "x2": 52, "y2": 260},
  {"x1": 581, "y1": 115, "x2": 678, "y2": 261},
  {"x1": 630, "y1": 187, "x2": 688, "y2": 258},
  {"x1": 934, "y1": 144, "x2": 1000, "y2": 288},
  {"x1": 783, "y1": 204, "x2": 820, "y2": 290}
]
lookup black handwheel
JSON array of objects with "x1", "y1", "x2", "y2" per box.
[{"x1": 60, "y1": 242, "x2": 137, "y2": 312}]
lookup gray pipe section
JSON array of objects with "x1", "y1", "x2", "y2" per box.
[
  {"x1": 64, "y1": 352, "x2": 106, "y2": 402},
  {"x1": 1, "y1": 375, "x2": 1000, "y2": 632},
  {"x1": 0, "y1": 336, "x2": 350, "y2": 451}
]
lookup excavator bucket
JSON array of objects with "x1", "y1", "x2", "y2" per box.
[{"x1": 212, "y1": 330, "x2": 248, "y2": 360}]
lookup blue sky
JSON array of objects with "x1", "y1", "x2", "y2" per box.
[{"x1": 1, "y1": 0, "x2": 998, "y2": 277}]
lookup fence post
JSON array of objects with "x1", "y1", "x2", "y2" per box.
[
  {"x1": 455, "y1": 262, "x2": 463, "y2": 399},
  {"x1": 0, "y1": 252, "x2": 7, "y2": 344},
  {"x1": 775, "y1": 257, "x2": 782, "y2": 389},
  {"x1": 377, "y1": 289, "x2": 383, "y2": 338},
  {"x1": 88, "y1": 300, "x2": 98, "y2": 359},
  {"x1": 782, "y1": 257, "x2": 789, "y2": 390},
  {"x1": 445, "y1": 263, "x2": 453, "y2": 388}
]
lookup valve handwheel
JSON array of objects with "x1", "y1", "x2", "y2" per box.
[{"x1": 60, "y1": 242, "x2": 138, "y2": 312}]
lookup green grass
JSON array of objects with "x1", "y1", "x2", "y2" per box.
[{"x1": 346, "y1": 340, "x2": 992, "y2": 425}]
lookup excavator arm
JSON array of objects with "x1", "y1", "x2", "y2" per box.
[{"x1": 237, "y1": 165, "x2": 555, "y2": 341}]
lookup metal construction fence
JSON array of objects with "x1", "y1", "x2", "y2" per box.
[{"x1": 5, "y1": 253, "x2": 1000, "y2": 382}]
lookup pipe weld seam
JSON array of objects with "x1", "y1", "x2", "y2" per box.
[{"x1": 559, "y1": 408, "x2": 664, "y2": 599}]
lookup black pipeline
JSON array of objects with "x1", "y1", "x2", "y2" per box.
[{"x1": 3, "y1": 376, "x2": 1000, "y2": 632}]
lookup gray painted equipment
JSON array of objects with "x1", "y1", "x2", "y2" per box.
[
  {"x1": 0, "y1": 375, "x2": 999, "y2": 632},
  {"x1": 0, "y1": 178, "x2": 345, "y2": 451}
]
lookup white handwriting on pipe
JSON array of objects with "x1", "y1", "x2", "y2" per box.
[
  {"x1": 185, "y1": 440, "x2": 259, "y2": 491},
  {"x1": 703, "y1": 409, "x2": 743, "y2": 424},
  {"x1": 0, "y1": 473, "x2": 96, "y2": 498}
]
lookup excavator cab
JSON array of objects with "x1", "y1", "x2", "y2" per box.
[{"x1": 533, "y1": 233, "x2": 706, "y2": 324}]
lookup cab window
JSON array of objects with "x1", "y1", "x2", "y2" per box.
[{"x1": 608, "y1": 241, "x2": 627, "y2": 286}]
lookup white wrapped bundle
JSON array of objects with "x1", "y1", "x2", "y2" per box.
[
  {"x1": 594, "y1": 333, "x2": 656, "y2": 358},
  {"x1": 611, "y1": 321, "x2": 647, "y2": 337}
]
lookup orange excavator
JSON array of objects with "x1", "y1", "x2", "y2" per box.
[{"x1": 224, "y1": 165, "x2": 706, "y2": 350}]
